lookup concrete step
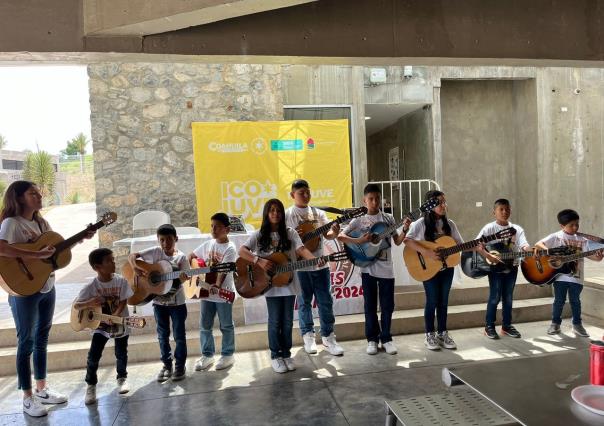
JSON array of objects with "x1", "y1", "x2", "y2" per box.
[
  {"x1": 0, "y1": 296, "x2": 564, "y2": 376},
  {"x1": 0, "y1": 283, "x2": 549, "y2": 348}
]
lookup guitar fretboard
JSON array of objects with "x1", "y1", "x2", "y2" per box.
[
  {"x1": 274, "y1": 255, "x2": 331, "y2": 273},
  {"x1": 156, "y1": 266, "x2": 215, "y2": 282},
  {"x1": 559, "y1": 248, "x2": 602, "y2": 263},
  {"x1": 441, "y1": 232, "x2": 508, "y2": 257},
  {"x1": 375, "y1": 206, "x2": 424, "y2": 241},
  {"x1": 54, "y1": 219, "x2": 107, "y2": 254}
]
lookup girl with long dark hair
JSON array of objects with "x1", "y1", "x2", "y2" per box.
[
  {"x1": 0, "y1": 180, "x2": 94, "y2": 417},
  {"x1": 239, "y1": 199, "x2": 321, "y2": 373},
  {"x1": 404, "y1": 190, "x2": 464, "y2": 351}
]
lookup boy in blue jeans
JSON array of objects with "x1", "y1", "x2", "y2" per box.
[
  {"x1": 190, "y1": 213, "x2": 237, "y2": 371},
  {"x1": 535, "y1": 209, "x2": 603, "y2": 337},
  {"x1": 128, "y1": 224, "x2": 189, "y2": 381},
  {"x1": 285, "y1": 179, "x2": 343, "y2": 356}
]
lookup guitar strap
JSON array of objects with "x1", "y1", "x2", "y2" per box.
[{"x1": 576, "y1": 232, "x2": 604, "y2": 244}]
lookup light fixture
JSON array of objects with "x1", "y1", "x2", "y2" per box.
[{"x1": 365, "y1": 116, "x2": 372, "y2": 120}]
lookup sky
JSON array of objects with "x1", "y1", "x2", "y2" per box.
[{"x1": 0, "y1": 65, "x2": 91, "y2": 155}]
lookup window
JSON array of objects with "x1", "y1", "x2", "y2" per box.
[{"x1": 2, "y1": 159, "x2": 24, "y2": 170}]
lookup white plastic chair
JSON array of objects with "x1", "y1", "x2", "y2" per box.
[
  {"x1": 175, "y1": 226, "x2": 201, "y2": 235},
  {"x1": 244, "y1": 223, "x2": 255, "y2": 232},
  {"x1": 132, "y1": 210, "x2": 171, "y2": 237}
]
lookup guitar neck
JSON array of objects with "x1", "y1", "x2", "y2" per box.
[
  {"x1": 54, "y1": 219, "x2": 106, "y2": 253},
  {"x1": 275, "y1": 255, "x2": 330, "y2": 273},
  {"x1": 441, "y1": 233, "x2": 503, "y2": 257},
  {"x1": 497, "y1": 249, "x2": 550, "y2": 260},
  {"x1": 303, "y1": 213, "x2": 352, "y2": 242},
  {"x1": 160, "y1": 266, "x2": 214, "y2": 281},
  {"x1": 91, "y1": 311, "x2": 124, "y2": 325},
  {"x1": 376, "y1": 207, "x2": 421, "y2": 240},
  {"x1": 560, "y1": 248, "x2": 602, "y2": 263}
]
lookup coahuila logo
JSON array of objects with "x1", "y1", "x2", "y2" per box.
[
  {"x1": 221, "y1": 180, "x2": 277, "y2": 220},
  {"x1": 208, "y1": 142, "x2": 248, "y2": 153}
]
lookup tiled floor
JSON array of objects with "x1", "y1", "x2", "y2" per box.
[{"x1": 0, "y1": 320, "x2": 600, "y2": 425}]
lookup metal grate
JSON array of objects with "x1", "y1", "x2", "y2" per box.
[{"x1": 385, "y1": 388, "x2": 519, "y2": 426}]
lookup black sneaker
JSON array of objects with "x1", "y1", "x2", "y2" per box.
[
  {"x1": 172, "y1": 367, "x2": 186, "y2": 381},
  {"x1": 501, "y1": 325, "x2": 521, "y2": 338},
  {"x1": 157, "y1": 366, "x2": 172, "y2": 382},
  {"x1": 484, "y1": 326, "x2": 499, "y2": 339}
]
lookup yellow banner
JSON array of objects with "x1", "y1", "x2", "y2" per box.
[{"x1": 192, "y1": 120, "x2": 352, "y2": 232}]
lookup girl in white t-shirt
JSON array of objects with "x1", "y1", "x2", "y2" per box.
[
  {"x1": 239, "y1": 199, "x2": 321, "y2": 374},
  {"x1": 404, "y1": 190, "x2": 464, "y2": 352},
  {"x1": 0, "y1": 181, "x2": 94, "y2": 417}
]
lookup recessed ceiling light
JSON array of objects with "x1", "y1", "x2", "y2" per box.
[{"x1": 365, "y1": 116, "x2": 372, "y2": 120}]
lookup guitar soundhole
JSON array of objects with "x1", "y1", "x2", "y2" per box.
[
  {"x1": 87, "y1": 311, "x2": 94, "y2": 321},
  {"x1": 149, "y1": 272, "x2": 160, "y2": 286}
]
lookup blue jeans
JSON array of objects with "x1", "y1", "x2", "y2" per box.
[
  {"x1": 423, "y1": 268, "x2": 454, "y2": 333},
  {"x1": 485, "y1": 268, "x2": 518, "y2": 328},
  {"x1": 85, "y1": 333, "x2": 128, "y2": 385},
  {"x1": 153, "y1": 304, "x2": 187, "y2": 371},
  {"x1": 265, "y1": 296, "x2": 295, "y2": 359},
  {"x1": 361, "y1": 273, "x2": 395, "y2": 343},
  {"x1": 297, "y1": 269, "x2": 335, "y2": 337},
  {"x1": 9, "y1": 287, "x2": 56, "y2": 391},
  {"x1": 200, "y1": 300, "x2": 235, "y2": 357},
  {"x1": 552, "y1": 281, "x2": 583, "y2": 325}
]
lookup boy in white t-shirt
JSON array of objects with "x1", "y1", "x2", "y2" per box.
[
  {"x1": 189, "y1": 213, "x2": 237, "y2": 371},
  {"x1": 339, "y1": 184, "x2": 408, "y2": 356},
  {"x1": 285, "y1": 179, "x2": 343, "y2": 356},
  {"x1": 535, "y1": 209, "x2": 603, "y2": 337},
  {"x1": 128, "y1": 224, "x2": 189, "y2": 382},
  {"x1": 75, "y1": 248, "x2": 133, "y2": 405}
]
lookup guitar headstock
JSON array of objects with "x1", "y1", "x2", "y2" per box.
[
  {"x1": 493, "y1": 228, "x2": 517, "y2": 240},
  {"x1": 126, "y1": 317, "x2": 146, "y2": 329},
  {"x1": 101, "y1": 212, "x2": 117, "y2": 226},
  {"x1": 327, "y1": 251, "x2": 350, "y2": 262},
  {"x1": 345, "y1": 206, "x2": 368, "y2": 220},
  {"x1": 421, "y1": 198, "x2": 441, "y2": 213},
  {"x1": 210, "y1": 262, "x2": 237, "y2": 273}
]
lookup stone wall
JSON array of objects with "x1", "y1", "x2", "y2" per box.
[{"x1": 89, "y1": 63, "x2": 283, "y2": 247}]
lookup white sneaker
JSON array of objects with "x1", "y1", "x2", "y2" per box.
[
  {"x1": 117, "y1": 378, "x2": 130, "y2": 394},
  {"x1": 425, "y1": 332, "x2": 440, "y2": 350},
  {"x1": 303, "y1": 332, "x2": 318, "y2": 354},
  {"x1": 23, "y1": 396, "x2": 47, "y2": 417},
  {"x1": 271, "y1": 358, "x2": 288, "y2": 374},
  {"x1": 322, "y1": 333, "x2": 344, "y2": 356},
  {"x1": 195, "y1": 355, "x2": 215, "y2": 371},
  {"x1": 366, "y1": 341, "x2": 378, "y2": 355},
  {"x1": 283, "y1": 357, "x2": 296, "y2": 371},
  {"x1": 215, "y1": 355, "x2": 235, "y2": 370},
  {"x1": 84, "y1": 385, "x2": 97, "y2": 405},
  {"x1": 383, "y1": 341, "x2": 398, "y2": 355},
  {"x1": 34, "y1": 387, "x2": 68, "y2": 404},
  {"x1": 437, "y1": 331, "x2": 457, "y2": 349}
]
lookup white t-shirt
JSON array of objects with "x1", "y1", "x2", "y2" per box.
[
  {"x1": 476, "y1": 221, "x2": 530, "y2": 250},
  {"x1": 537, "y1": 230, "x2": 597, "y2": 285},
  {"x1": 0, "y1": 216, "x2": 55, "y2": 293},
  {"x1": 243, "y1": 227, "x2": 303, "y2": 297},
  {"x1": 137, "y1": 246, "x2": 188, "y2": 306},
  {"x1": 342, "y1": 212, "x2": 397, "y2": 279},
  {"x1": 285, "y1": 205, "x2": 329, "y2": 271},
  {"x1": 192, "y1": 239, "x2": 237, "y2": 303},
  {"x1": 76, "y1": 274, "x2": 133, "y2": 338},
  {"x1": 405, "y1": 217, "x2": 464, "y2": 245}
]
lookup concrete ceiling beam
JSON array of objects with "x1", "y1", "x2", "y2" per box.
[{"x1": 83, "y1": 0, "x2": 317, "y2": 36}]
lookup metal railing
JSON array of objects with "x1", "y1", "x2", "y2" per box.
[{"x1": 368, "y1": 179, "x2": 441, "y2": 221}]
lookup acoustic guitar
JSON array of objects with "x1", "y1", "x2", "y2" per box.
[
  {"x1": 70, "y1": 302, "x2": 146, "y2": 338},
  {"x1": 0, "y1": 212, "x2": 117, "y2": 296},
  {"x1": 182, "y1": 258, "x2": 236, "y2": 303},
  {"x1": 461, "y1": 245, "x2": 573, "y2": 279},
  {"x1": 344, "y1": 198, "x2": 440, "y2": 267},
  {"x1": 123, "y1": 260, "x2": 236, "y2": 305},
  {"x1": 404, "y1": 228, "x2": 517, "y2": 281},
  {"x1": 297, "y1": 206, "x2": 367, "y2": 252},
  {"x1": 235, "y1": 251, "x2": 349, "y2": 298},
  {"x1": 521, "y1": 246, "x2": 603, "y2": 285}
]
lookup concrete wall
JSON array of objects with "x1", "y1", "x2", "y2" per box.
[{"x1": 440, "y1": 80, "x2": 519, "y2": 239}]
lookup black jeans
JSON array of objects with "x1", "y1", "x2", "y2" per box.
[
  {"x1": 423, "y1": 268, "x2": 454, "y2": 333},
  {"x1": 361, "y1": 273, "x2": 395, "y2": 343},
  {"x1": 85, "y1": 333, "x2": 128, "y2": 385}
]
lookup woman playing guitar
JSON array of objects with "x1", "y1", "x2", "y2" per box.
[{"x1": 0, "y1": 181, "x2": 95, "y2": 417}]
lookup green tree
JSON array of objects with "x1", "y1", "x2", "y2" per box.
[
  {"x1": 23, "y1": 150, "x2": 55, "y2": 203},
  {"x1": 0, "y1": 134, "x2": 7, "y2": 150},
  {"x1": 0, "y1": 180, "x2": 6, "y2": 210},
  {"x1": 61, "y1": 133, "x2": 89, "y2": 156}
]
